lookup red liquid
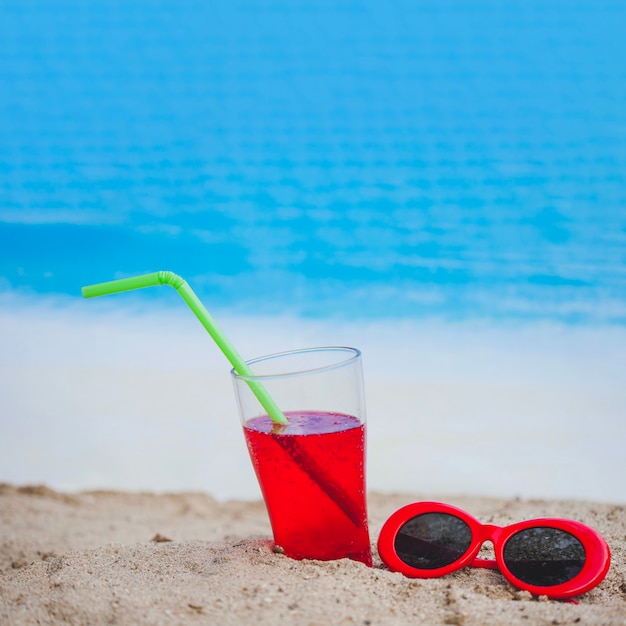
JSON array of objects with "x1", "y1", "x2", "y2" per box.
[{"x1": 244, "y1": 411, "x2": 372, "y2": 565}]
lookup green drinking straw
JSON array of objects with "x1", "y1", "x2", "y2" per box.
[{"x1": 81, "y1": 270, "x2": 288, "y2": 425}]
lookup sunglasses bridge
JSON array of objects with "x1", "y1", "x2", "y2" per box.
[{"x1": 466, "y1": 524, "x2": 504, "y2": 571}]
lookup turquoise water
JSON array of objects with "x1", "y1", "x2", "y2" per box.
[{"x1": 1, "y1": 0, "x2": 625, "y2": 322}]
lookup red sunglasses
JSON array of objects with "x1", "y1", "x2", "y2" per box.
[{"x1": 378, "y1": 502, "x2": 611, "y2": 600}]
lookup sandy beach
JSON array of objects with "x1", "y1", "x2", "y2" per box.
[{"x1": 1, "y1": 484, "x2": 624, "y2": 625}]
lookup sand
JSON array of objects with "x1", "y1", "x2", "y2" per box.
[{"x1": 1, "y1": 485, "x2": 625, "y2": 625}]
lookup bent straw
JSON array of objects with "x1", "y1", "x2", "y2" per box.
[{"x1": 81, "y1": 271, "x2": 288, "y2": 425}]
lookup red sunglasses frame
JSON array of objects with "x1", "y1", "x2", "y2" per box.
[{"x1": 378, "y1": 501, "x2": 611, "y2": 600}]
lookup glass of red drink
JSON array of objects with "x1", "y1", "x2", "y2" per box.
[{"x1": 231, "y1": 347, "x2": 372, "y2": 565}]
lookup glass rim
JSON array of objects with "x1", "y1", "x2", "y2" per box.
[{"x1": 231, "y1": 346, "x2": 361, "y2": 381}]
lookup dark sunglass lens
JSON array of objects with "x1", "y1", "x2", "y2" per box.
[
  {"x1": 503, "y1": 527, "x2": 586, "y2": 587},
  {"x1": 394, "y1": 513, "x2": 473, "y2": 569}
]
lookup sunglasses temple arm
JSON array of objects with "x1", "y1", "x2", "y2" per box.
[{"x1": 470, "y1": 557, "x2": 498, "y2": 570}]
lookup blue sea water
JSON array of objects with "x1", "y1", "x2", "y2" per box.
[{"x1": 1, "y1": 0, "x2": 625, "y2": 323}]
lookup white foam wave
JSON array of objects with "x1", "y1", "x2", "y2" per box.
[{"x1": 1, "y1": 292, "x2": 625, "y2": 503}]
